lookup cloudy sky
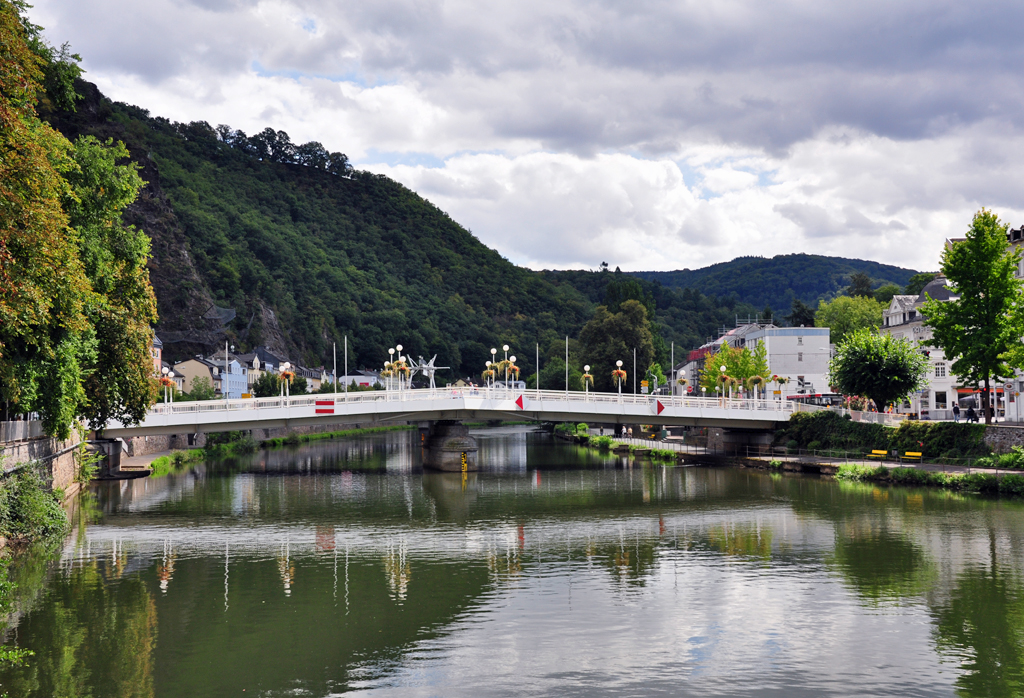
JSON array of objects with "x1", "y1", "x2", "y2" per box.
[{"x1": 31, "y1": 0, "x2": 1024, "y2": 272}]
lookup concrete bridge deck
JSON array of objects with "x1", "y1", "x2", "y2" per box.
[{"x1": 101, "y1": 388, "x2": 830, "y2": 438}]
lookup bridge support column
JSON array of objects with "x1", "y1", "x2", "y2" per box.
[{"x1": 423, "y1": 421, "x2": 478, "y2": 471}]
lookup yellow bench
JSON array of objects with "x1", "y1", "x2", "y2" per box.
[
  {"x1": 866, "y1": 450, "x2": 888, "y2": 459},
  {"x1": 903, "y1": 451, "x2": 922, "y2": 462}
]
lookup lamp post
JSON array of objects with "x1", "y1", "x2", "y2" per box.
[
  {"x1": 280, "y1": 362, "x2": 293, "y2": 398},
  {"x1": 388, "y1": 348, "x2": 395, "y2": 391},
  {"x1": 583, "y1": 365, "x2": 592, "y2": 399},
  {"x1": 161, "y1": 366, "x2": 170, "y2": 403},
  {"x1": 502, "y1": 344, "x2": 510, "y2": 388},
  {"x1": 483, "y1": 361, "x2": 495, "y2": 391},
  {"x1": 396, "y1": 344, "x2": 404, "y2": 392},
  {"x1": 168, "y1": 371, "x2": 175, "y2": 403},
  {"x1": 509, "y1": 356, "x2": 518, "y2": 388},
  {"x1": 720, "y1": 365, "x2": 727, "y2": 401},
  {"x1": 615, "y1": 360, "x2": 625, "y2": 401}
]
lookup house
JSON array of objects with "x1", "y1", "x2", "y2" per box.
[
  {"x1": 173, "y1": 357, "x2": 223, "y2": 395},
  {"x1": 161, "y1": 361, "x2": 185, "y2": 392},
  {"x1": 337, "y1": 370, "x2": 381, "y2": 388},
  {"x1": 879, "y1": 276, "x2": 959, "y2": 419},
  {"x1": 151, "y1": 334, "x2": 163, "y2": 376}
]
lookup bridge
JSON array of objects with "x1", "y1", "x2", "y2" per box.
[
  {"x1": 104, "y1": 388, "x2": 812, "y2": 436},
  {"x1": 101, "y1": 388, "x2": 832, "y2": 470}
]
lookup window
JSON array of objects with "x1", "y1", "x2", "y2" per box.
[
  {"x1": 798, "y1": 352, "x2": 803, "y2": 362},
  {"x1": 797, "y1": 336, "x2": 803, "y2": 346},
  {"x1": 935, "y1": 391, "x2": 947, "y2": 409},
  {"x1": 935, "y1": 363, "x2": 946, "y2": 378}
]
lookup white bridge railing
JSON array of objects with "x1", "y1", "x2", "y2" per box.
[{"x1": 146, "y1": 387, "x2": 828, "y2": 417}]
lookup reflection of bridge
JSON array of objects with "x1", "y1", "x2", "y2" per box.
[{"x1": 105, "y1": 388, "x2": 809, "y2": 438}]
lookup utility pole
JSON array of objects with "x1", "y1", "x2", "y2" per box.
[
  {"x1": 633, "y1": 348, "x2": 636, "y2": 394},
  {"x1": 536, "y1": 342, "x2": 540, "y2": 398},
  {"x1": 333, "y1": 341, "x2": 337, "y2": 397},
  {"x1": 344, "y1": 336, "x2": 348, "y2": 400},
  {"x1": 671, "y1": 342, "x2": 674, "y2": 397}
]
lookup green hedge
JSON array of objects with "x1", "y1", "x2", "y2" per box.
[
  {"x1": 835, "y1": 463, "x2": 1024, "y2": 496},
  {"x1": 777, "y1": 412, "x2": 990, "y2": 460}
]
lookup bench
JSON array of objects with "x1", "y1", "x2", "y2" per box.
[
  {"x1": 903, "y1": 451, "x2": 922, "y2": 463},
  {"x1": 866, "y1": 450, "x2": 888, "y2": 459}
]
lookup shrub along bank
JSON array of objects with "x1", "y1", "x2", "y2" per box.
[
  {"x1": 776, "y1": 412, "x2": 991, "y2": 460},
  {"x1": 0, "y1": 467, "x2": 69, "y2": 544},
  {"x1": 835, "y1": 463, "x2": 1024, "y2": 497}
]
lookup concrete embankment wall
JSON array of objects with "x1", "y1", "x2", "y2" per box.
[{"x1": 0, "y1": 421, "x2": 82, "y2": 500}]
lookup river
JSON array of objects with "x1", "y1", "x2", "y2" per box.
[{"x1": 1, "y1": 426, "x2": 1023, "y2": 697}]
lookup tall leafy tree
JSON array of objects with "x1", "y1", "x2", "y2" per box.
[
  {"x1": 828, "y1": 329, "x2": 929, "y2": 411},
  {"x1": 785, "y1": 299, "x2": 816, "y2": 327},
  {"x1": 66, "y1": 136, "x2": 158, "y2": 430},
  {"x1": 0, "y1": 5, "x2": 157, "y2": 436},
  {"x1": 846, "y1": 271, "x2": 874, "y2": 298},
  {"x1": 904, "y1": 272, "x2": 938, "y2": 296},
  {"x1": 815, "y1": 295, "x2": 885, "y2": 344},
  {"x1": 0, "y1": 1, "x2": 93, "y2": 436},
  {"x1": 579, "y1": 300, "x2": 653, "y2": 392},
  {"x1": 923, "y1": 210, "x2": 1022, "y2": 423}
]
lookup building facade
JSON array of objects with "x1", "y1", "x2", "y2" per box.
[{"x1": 879, "y1": 277, "x2": 959, "y2": 420}]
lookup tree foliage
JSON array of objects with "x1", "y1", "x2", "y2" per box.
[
  {"x1": 828, "y1": 329, "x2": 929, "y2": 410},
  {"x1": 905, "y1": 272, "x2": 938, "y2": 296},
  {"x1": 699, "y1": 342, "x2": 770, "y2": 394},
  {"x1": 250, "y1": 372, "x2": 279, "y2": 398},
  {"x1": 924, "y1": 209, "x2": 1022, "y2": 423},
  {"x1": 816, "y1": 295, "x2": 885, "y2": 345},
  {"x1": 578, "y1": 300, "x2": 653, "y2": 392},
  {"x1": 785, "y1": 299, "x2": 816, "y2": 327},
  {"x1": 873, "y1": 284, "x2": 902, "y2": 304},
  {"x1": 183, "y1": 376, "x2": 216, "y2": 401},
  {"x1": 846, "y1": 271, "x2": 875, "y2": 298},
  {"x1": 633, "y1": 254, "x2": 917, "y2": 313}
]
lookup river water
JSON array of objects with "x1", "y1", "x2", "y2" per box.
[{"x1": 2, "y1": 427, "x2": 1024, "y2": 697}]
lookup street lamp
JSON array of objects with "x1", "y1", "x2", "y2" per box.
[
  {"x1": 396, "y1": 344, "x2": 404, "y2": 391},
  {"x1": 280, "y1": 362, "x2": 293, "y2": 398},
  {"x1": 483, "y1": 360, "x2": 495, "y2": 390},
  {"x1": 168, "y1": 371, "x2": 175, "y2": 403},
  {"x1": 509, "y1": 356, "x2": 518, "y2": 388},
  {"x1": 161, "y1": 366, "x2": 171, "y2": 404},
  {"x1": 583, "y1": 365, "x2": 592, "y2": 398},
  {"x1": 720, "y1": 364, "x2": 727, "y2": 400},
  {"x1": 614, "y1": 359, "x2": 625, "y2": 401}
]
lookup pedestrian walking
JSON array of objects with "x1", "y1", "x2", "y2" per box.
[
  {"x1": 952, "y1": 403, "x2": 960, "y2": 423},
  {"x1": 967, "y1": 406, "x2": 977, "y2": 423}
]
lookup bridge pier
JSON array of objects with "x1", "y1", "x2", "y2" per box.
[{"x1": 422, "y1": 421, "x2": 478, "y2": 471}]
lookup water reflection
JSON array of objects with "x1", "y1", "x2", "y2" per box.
[{"x1": 2, "y1": 431, "x2": 1024, "y2": 697}]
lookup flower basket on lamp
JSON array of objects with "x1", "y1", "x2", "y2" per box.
[
  {"x1": 159, "y1": 376, "x2": 175, "y2": 388},
  {"x1": 612, "y1": 368, "x2": 627, "y2": 385}
]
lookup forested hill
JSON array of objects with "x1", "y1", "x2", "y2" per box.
[
  {"x1": 44, "y1": 81, "x2": 762, "y2": 378},
  {"x1": 632, "y1": 255, "x2": 919, "y2": 313}
]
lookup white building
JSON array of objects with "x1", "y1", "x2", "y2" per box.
[
  {"x1": 673, "y1": 323, "x2": 832, "y2": 398},
  {"x1": 743, "y1": 326, "x2": 832, "y2": 397},
  {"x1": 879, "y1": 277, "x2": 959, "y2": 420}
]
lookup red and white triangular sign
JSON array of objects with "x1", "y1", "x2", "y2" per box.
[
  {"x1": 515, "y1": 395, "x2": 524, "y2": 410},
  {"x1": 656, "y1": 400, "x2": 665, "y2": 415}
]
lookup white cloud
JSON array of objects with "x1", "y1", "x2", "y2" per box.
[{"x1": 29, "y1": 0, "x2": 1024, "y2": 272}]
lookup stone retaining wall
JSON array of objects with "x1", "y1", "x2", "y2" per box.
[
  {"x1": 0, "y1": 423, "x2": 82, "y2": 499},
  {"x1": 984, "y1": 425, "x2": 1024, "y2": 454}
]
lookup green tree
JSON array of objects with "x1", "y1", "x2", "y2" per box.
[
  {"x1": 184, "y1": 376, "x2": 216, "y2": 401},
  {"x1": 873, "y1": 283, "x2": 902, "y2": 304},
  {"x1": 828, "y1": 329, "x2": 929, "y2": 411},
  {"x1": 785, "y1": 299, "x2": 816, "y2": 327},
  {"x1": 846, "y1": 271, "x2": 874, "y2": 298},
  {"x1": 904, "y1": 272, "x2": 938, "y2": 296},
  {"x1": 316, "y1": 379, "x2": 338, "y2": 394},
  {"x1": 644, "y1": 362, "x2": 666, "y2": 391},
  {"x1": 923, "y1": 209, "x2": 1022, "y2": 424},
  {"x1": 251, "y1": 371, "x2": 280, "y2": 398},
  {"x1": 290, "y1": 375, "x2": 308, "y2": 394},
  {"x1": 66, "y1": 135, "x2": 158, "y2": 431},
  {"x1": 699, "y1": 342, "x2": 770, "y2": 394},
  {"x1": 579, "y1": 300, "x2": 654, "y2": 392},
  {"x1": 815, "y1": 295, "x2": 885, "y2": 345}
]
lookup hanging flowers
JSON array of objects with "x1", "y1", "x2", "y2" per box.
[
  {"x1": 748, "y1": 375, "x2": 765, "y2": 389},
  {"x1": 280, "y1": 370, "x2": 295, "y2": 383},
  {"x1": 159, "y1": 376, "x2": 176, "y2": 388},
  {"x1": 581, "y1": 372, "x2": 594, "y2": 388},
  {"x1": 611, "y1": 368, "x2": 627, "y2": 384},
  {"x1": 509, "y1": 364, "x2": 520, "y2": 378},
  {"x1": 676, "y1": 377, "x2": 688, "y2": 386},
  {"x1": 482, "y1": 369, "x2": 495, "y2": 381}
]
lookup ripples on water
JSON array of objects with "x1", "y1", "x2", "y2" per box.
[{"x1": 2, "y1": 427, "x2": 1024, "y2": 697}]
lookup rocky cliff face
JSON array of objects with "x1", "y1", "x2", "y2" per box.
[{"x1": 43, "y1": 82, "x2": 291, "y2": 361}]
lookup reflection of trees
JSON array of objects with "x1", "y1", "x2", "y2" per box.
[
  {"x1": 594, "y1": 540, "x2": 657, "y2": 586},
  {"x1": 934, "y1": 565, "x2": 1024, "y2": 696},
  {"x1": 829, "y1": 523, "x2": 934, "y2": 603},
  {"x1": 2, "y1": 562, "x2": 157, "y2": 697},
  {"x1": 704, "y1": 524, "x2": 773, "y2": 560}
]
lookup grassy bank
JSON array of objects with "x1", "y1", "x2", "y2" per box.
[
  {"x1": 584, "y1": 434, "x2": 679, "y2": 462},
  {"x1": 835, "y1": 463, "x2": 1024, "y2": 496}
]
